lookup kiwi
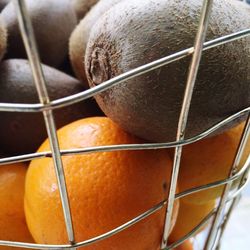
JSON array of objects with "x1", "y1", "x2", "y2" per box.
[
  {"x1": 85, "y1": 0, "x2": 250, "y2": 142},
  {"x1": 72, "y1": 0, "x2": 99, "y2": 21},
  {"x1": 0, "y1": 17, "x2": 7, "y2": 61},
  {"x1": 69, "y1": 0, "x2": 123, "y2": 86},
  {"x1": 1, "y1": 0, "x2": 77, "y2": 68},
  {"x1": 0, "y1": 59, "x2": 102, "y2": 155}
]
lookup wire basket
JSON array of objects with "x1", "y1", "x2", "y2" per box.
[{"x1": 0, "y1": 0, "x2": 249, "y2": 249}]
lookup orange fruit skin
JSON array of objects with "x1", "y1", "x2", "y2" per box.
[
  {"x1": 173, "y1": 239, "x2": 194, "y2": 250},
  {"x1": 0, "y1": 162, "x2": 34, "y2": 250},
  {"x1": 177, "y1": 122, "x2": 249, "y2": 204},
  {"x1": 25, "y1": 117, "x2": 179, "y2": 250},
  {"x1": 169, "y1": 199, "x2": 215, "y2": 243}
]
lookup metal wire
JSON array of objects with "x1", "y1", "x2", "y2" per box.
[
  {"x1": 161, "y1": 0, "x2": 213, "y2": 247},
  {"x1": 0, "y1": 106, "x2": 249, "y2": 166},
  {"x1": 0, "y1": 176, "x2": 248, "y2": 249},
  {"x1": 165, "y1": 210, "x2": 215, "y2": 250},
  {"x1": 215, "y1": 195, "x2": 242, "y2": 250},
  {"x1": 13, "y1": 0, "x2": 76, "y2": 247},
  {"x1": 0, "y1": 142, "x2": 249, "y2": 211},
  {"x1": 205, "y1": 115, "x2": 250, "y2": 249},
  {"x1": 0, "y1": 29, "x2": 249, "y2": 113},
  {"x1": 176, "y1": 152, "x2": 250, "y2": 200},
  {"x1": 0, "y1": 0, "x2": 249, "y2": 249}
]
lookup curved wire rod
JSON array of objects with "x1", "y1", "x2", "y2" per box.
[
  {"x1": 175, "y1": 153, "x2": 250, "y2": 200},
  {"x1": 1, "y1": 151, "x2": 248, "y2": 204},
  {"x1": 0, "y1": 200, "x2": 166, "y2": 249},
  {"x1": 161, "y1": 0, "x2": 214, "y2": 246},
  {"x1": 215, "y1": 195, "x2": 242, "y2": 250},
  {"x1": 0, "y1": 29, "x2": 249, "y2": 113},
  {"x1": 0, "y1": 174, "x2": 247, "y2": 249},
  {"x1": 14, "y1": 0, "x2": 75, "y2": 244},
  {"x1": 0, "y1": 107, "x2": 249, "y2": 165},
  {"x1": 166, "y1": 180, "x2": 249, "y2": 250},
  {"x1": 12, "y1": 0, "x2": 75, "y2": 246},
  {"x1": 228, "y1": 174, "x2": 249, "y2": 200},
  {"x1": 165, "y1": 209, "x2": 215, "y2": 250},
  {"x1": 205, "y1": 114, "x2": 250, "y2": 249}
]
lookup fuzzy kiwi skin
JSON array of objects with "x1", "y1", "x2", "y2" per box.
[
  {"x1": 1, "y1": 0, "x2": 77, "y2": 68},
  {"x1": 85, "y1": 0, "x2": 250, "y2": 143},
  {"x1": 72, "y1": 0, "x2": 99, "y2": 21},
  {"x1": 0, "y1": 59, "x2": 102, "y2": 155},
  {"x1": 69, "y1": 0, "x2": 123, "y2": 86},
  {"x1": 0, "y1": 17, "x2": 7, "y2": 61}
]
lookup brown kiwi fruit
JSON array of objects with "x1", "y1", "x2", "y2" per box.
[
  {"x1": 85, "y1": 0, "x2": 250, "y2": 142},
  {"x1": 0, "y1": 17, "x2": 7, "y2": 61},
  {"x1": 0, "y1": 59, "x2": 102, "y2": 155},
  {"x1": 72, "y1": 0, "x2": 99, "y2": 21},
  {"x1": 69, "y1": 0, "x2": 123, "y2": 86},
  {"x1": 1, "y1": 0, "x2": 77, "y2": 67}
]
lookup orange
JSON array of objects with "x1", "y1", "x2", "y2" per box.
[
  {"x1": 178, "y1": 122, "x2": 249, "y2": 204},
  {"x1": 169, "y1": 198, "x2": 216, "y2": 243},
  {"x1": 24, "y1": 117, "x2": 179, "y2": 249},
  {"x1": 173, "y1": 239, "x2": 194, "y2": 250},
  {"x1": 0, "y1": 161, "x2": 34, "y2": 249}
]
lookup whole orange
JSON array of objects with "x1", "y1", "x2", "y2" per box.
[
  {"x1": 24, "y1": 117, "x2": 179, "y2": 249},
  {"x1": 0, "y1": 161, "x2": 34, "y2": 249}
]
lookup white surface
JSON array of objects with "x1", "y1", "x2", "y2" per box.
[
  {"x1": 220, "y1": 185, "x2": 250, "y2": 250},
  {"x1": 193, "y1": 183, "x2": 250, "y2": 250}
]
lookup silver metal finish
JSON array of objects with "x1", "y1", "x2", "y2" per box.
[
  {"x1": 0, "y1": 200, "x2": 167, "y2": 249},
  {"x1": 0, "y1": 107, "x2": 249, "y2": 166},
  {"x1": 0, "y1": 147, "x2": 249, "y2": 205},
  {"x1": 13, "y1": 0, "x2": 75, "y2": 246},
  {"x1": 205, "y1": 115, "x2": 250, "y2": 250},
  {"x1": 166, "y1": 209, "x2": 215, "y2": 250},
  {"x1": 215, "y1": 195, "x2": 242, "y2": 250},
  {"x1": 176, "y1": 152, "x2": 250, "y2": 201},
  {"x1": 0, "y1": 29, "x2": 249, "y2": 113},
  {"x1": 0, "y1": 0, "x2": 249, "y2": 249},
  {"x1": 161, "y1": 0, "x2": 214, "y2": 248},
  {"x1": 0, "y1": 181, "x2": 247, "y2": 249}
]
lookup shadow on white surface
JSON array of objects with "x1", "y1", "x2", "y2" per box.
[{"x1": 220, "y1": 185, "x2": 250, "y2": 250}]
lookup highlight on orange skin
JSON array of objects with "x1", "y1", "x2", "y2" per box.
[{"x1": 24, "y1": 117, "x2": 179, "y2": 249}]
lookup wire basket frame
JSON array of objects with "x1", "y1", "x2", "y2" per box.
[{"x1": 0, "y1": 0, "x2": 249, "y2": 249}]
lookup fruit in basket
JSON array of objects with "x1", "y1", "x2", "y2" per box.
[
  {"x1": 72, "y1": 0, "x2": 99, "y2": 21},
  {"x1": 169, "y1": 199, "x2": 216, "y2": 243},
  {"x1": 177, "y1": 122, "x2": 250, "y2": 204},
  {"x1": 24, "y1": 117, "x2": 179, "y2": 249},
  {"x1": 85, "y1": 0, "x2": 250, "y2": 142},
  {"x1": 0, "y1": 17, "x2": 7, "y2": 61},
  {"x1": 0, "y1": 160, "x2": 34, "y2": 249},
  {"x1": 1, "y1": 0, "x2": 77, "y2": 67},
  {"x1": 69, "y1": 0, "x2": 123, "y2": 85},
  {"x1": 0, "y1": 59, "x2": 102, "y2": 155}
]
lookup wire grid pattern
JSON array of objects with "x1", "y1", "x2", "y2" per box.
[{"x1": 0, "y1": 0, "x2": 249, "y2": 249}]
